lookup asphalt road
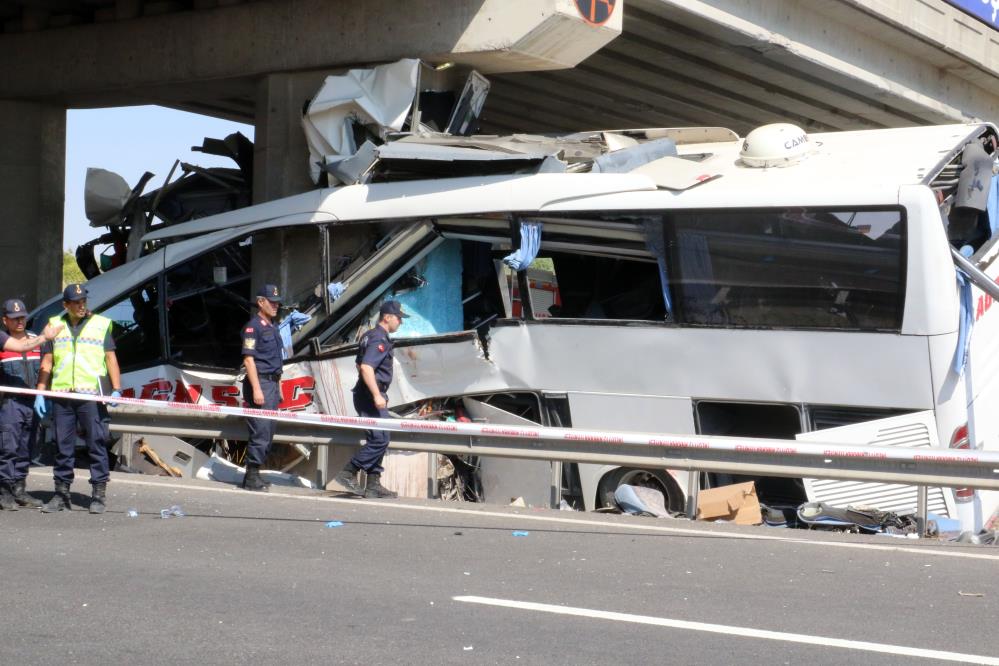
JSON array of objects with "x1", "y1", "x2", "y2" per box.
[{"x1": 2, "y1": 470, "x2": 998, "y2": 665}]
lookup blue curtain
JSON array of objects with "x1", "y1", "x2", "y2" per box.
[
  {"x1": 953, "y1": 247, "x2": 975, "y2": 375},
  {"x1": 642, "y1": 219, "x2": 673, "y2": 320},
  {"x1": 503, "y1": 221, "x2": 542, "y2": 271}
]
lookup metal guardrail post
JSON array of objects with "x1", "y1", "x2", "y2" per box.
[
  {"x1": 686, "y1": 470, "x2": 700, "y2": 519},
  {"x1": 917, "y1": 485, "x2": 928, "y2": 538},
  {"x1": 315, "y1": 443, "x2": 328, "y2": 490}
]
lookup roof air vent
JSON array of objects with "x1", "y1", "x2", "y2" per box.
[{"x1": 739, "y1": 123, "x2": 815, "y2": 168}]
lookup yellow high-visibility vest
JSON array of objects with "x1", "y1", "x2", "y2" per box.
[{"x1": 48, "y1": 314, "x2": 112, "y2": 394}]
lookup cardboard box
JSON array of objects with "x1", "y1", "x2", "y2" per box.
[{"x1": 695, "y1": 481, "x2": 762, "y2": 525}]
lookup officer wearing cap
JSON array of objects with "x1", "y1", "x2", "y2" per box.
[
  {"x1": 330, "y1": 300, "x2": 408, "y2": 499},
  {"x1": 35, "y1": 283, "x2": 121, "y2": 514},
  {"x1": 239, "y1": 283, "x2": 284, "y2": 492},
  {"x1": 0, "y1": 298, "x2": 63, "y2": 510}
]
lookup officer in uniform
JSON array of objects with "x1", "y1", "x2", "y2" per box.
[
  {"x1": 35, "y1": 283, "x2": 122, "y2": 514},
  {"x1": 239, "y1": 283, "x2": 284, "y2": 492},
  {"x1": 330, "y1": 300, "x2": 408, "y2": 499},
  {"x1": 0, "y1": 298, "x2": 62, "y2": 510}
]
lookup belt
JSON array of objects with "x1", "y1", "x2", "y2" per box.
[{"x1": 259, "y1": 372, "x2": 282, "y2": 382}]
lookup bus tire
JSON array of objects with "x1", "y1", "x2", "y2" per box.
[{"x1": 596, "y1": 468, "x2": 681, "y2": 513}]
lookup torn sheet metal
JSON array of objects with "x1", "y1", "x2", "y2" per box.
[
  {"x1": 303, "y1": 58, "x2": 421, "y2": 184},
  {"x1": 371, "y1": 142, "x2": 556, "y2": 180},
  {"x1": 84, "y1": 168, "x2": 133, "y2": 227},
  {"x1": 592, "y1": 138, "x2": 677, "y2": 173},
  {"x1": 463, "y1": 397, "x2": 551, "y2": 507},
  {"x1": 630, "y1": 155, "x2": 722, "y2": 190},
  {"x1": 445, "y1": 70, "x2": 490, "y2": 136},
  {"x1": 796, "y1": 410, "x2": 954, "y2": 516},
  {"x1": 306, "y1": 332, "x2": 512, "y2": 416}
]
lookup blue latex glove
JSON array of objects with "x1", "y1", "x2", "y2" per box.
[
  {"x1": 109, "y1": 390, "x2": 121, "y2": 408},
  {"x1": 34, "y1": 394, "x2": 47, "y2": 419}
]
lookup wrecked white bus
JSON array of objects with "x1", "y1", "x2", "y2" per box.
[{"x1": 31, "y1": 122, "x2": 999, "y2": 528}]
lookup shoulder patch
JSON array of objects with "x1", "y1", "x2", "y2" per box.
[
  {"x1": 244, "y1": 338, "x2": 256, "y2": 350},
  {"x1": 245, "y1": 327, "x2": 255, "y2": 333},
  {"x1": 377, "y1": 343, "x2": 385, "y2": 352}
]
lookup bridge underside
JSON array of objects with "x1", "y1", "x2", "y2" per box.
[{"x1": 1, "y1": 0, "x2": 998, "y2": 303}]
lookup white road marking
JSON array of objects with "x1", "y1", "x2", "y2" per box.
[
  {"x1": 453, "y1": 596, "x2": 999, "y2": 665},
  {"x1": 73, "y1": 472, "x2": 999, "y2": 562}
]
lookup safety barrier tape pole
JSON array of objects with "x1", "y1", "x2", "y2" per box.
[{"x1": 6, "y1": 384, "x2": 999, "y2": 474}]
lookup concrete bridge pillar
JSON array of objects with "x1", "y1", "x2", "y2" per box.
[
  {"x1": 252, "y1": 71, "x2": 373, "y2": 310},
  {"x1": 0, "y1": 101, "x2": 65, "y2": 308}
]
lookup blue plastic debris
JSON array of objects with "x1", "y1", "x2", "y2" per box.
[
  {"x1": 325, "y1": 520, "x2": 344, "y2": 528},
  {"x1": 511, "y1": 531, "x2": 529, "y2": 537}
]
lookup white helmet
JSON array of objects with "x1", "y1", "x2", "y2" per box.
[{"x1": 740, "y1": 123, "x2": 815, "y2": 168}]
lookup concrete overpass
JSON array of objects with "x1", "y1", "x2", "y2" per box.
[{"x1": 2, "y1": 0, "x2": 998, "y2": 305}]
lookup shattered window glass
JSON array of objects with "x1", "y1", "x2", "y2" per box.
[
  {"x1": 667, "y1": 208, "x2": 905, "y2": 330},
  {"x1": 538, "y1": 252, "x2": 665, "y2": 321},
  {"x1": 165, "y1": 238, "x2": 251, "y2": 368},
  {"x1": 98, "y1": 280, "x2": 162, "y2": 371}
]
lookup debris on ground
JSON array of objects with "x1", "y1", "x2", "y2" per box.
[{"x1": 696, "y1": 481, "x2": 762, "y2": 525}]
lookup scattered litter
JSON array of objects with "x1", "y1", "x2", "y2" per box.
[
  {"x1": 125, "y1": 509, "x2": 139, "y2": 518},
  {"x1": 463, "y1": 646, "x2": 474, "y2": 651},
  {"x1": 325, "y1": 521, "x2": 344, "y2": 528},
  {"x1": 511, "y1": 531, "x2": 529, "y2": 537},
  {"x1": 797, "y1": 502, "x2": 916, "y2": 535},
  {"x1": 196, "y1": 454, "x2": 314, "y2": 489},
  {"x1": 958, "y1": 591, "x2": 984, "y2": 597},
  {"x1": 509, "y1": 497, "x2": 526, "y2": 507},
  {"x1": 159, "y1": 505, "x2": 184, "y2": 519},
  {"x1": 463, "y1": 572, "x2": 470, "y2": 576},
  {"x1": 559, "y1": 499, "x2": 574, "y2": 511},
  {"x1": 453, "y1": 531, "x2": 463, "y2": 536}
]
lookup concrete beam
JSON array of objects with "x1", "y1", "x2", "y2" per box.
[
  {"x1": 0, "y1": 0, "x2": 620, "y2": 105},
  {"x1": 652, "y1": 0, "x2": 999, "y2": 124},
  {"x1": 0, "y1": 101, "x2": 65, "y2": 307}
]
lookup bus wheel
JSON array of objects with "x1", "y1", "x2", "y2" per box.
[{"x1": 596, "y1": 468, "x2": 680, "y2": 513}]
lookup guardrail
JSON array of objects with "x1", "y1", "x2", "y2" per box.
[{"x1": 8, "y1": 385, "x2": 998, "y2": 531}]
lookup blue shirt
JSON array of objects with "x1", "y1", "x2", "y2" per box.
[
  {"x1": 353, "y1": 326, "x2": 394, "y2": 394},
  {"x1": 241, "y1": 315, "x2": 283, "y2": 376}
]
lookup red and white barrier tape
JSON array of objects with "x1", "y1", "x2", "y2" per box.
[{"x1": 2, "y1": 384, "x2": 997, "y2": 468}]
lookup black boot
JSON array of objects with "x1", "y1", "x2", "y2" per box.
[
  {"x1": 364, "y1": 473, "x2": 398, "y2": 499},
  {"x1": 89, "y1": 482, "x2": 107, "y2": 514},
  {"x1": 41, "y1": 481, "x2": 72, "y2": 513},
  {"x1": 241, "y1": 463, "x2": 268, "y2": 492},
  {"x1": 12, "y1": 479, "x2": 43, "y2": 508},
  {"x1": 328, "y1": 463, "x2": 363, "y2": 496},
  {"x1": 0, "y1": 482, "x2": 17, "y2": 511}
]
